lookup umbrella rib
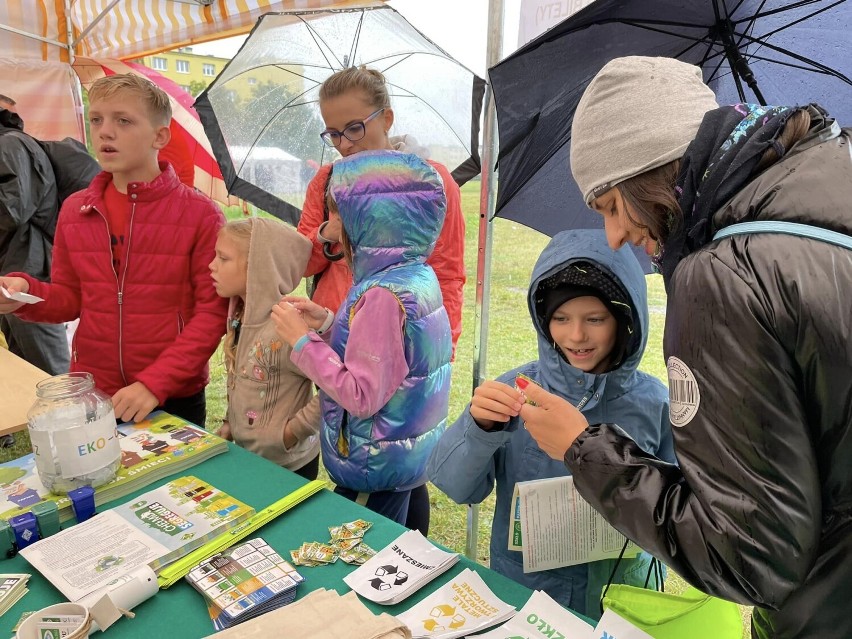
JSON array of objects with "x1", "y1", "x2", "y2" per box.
[
  {"x1": 348, "y1": 10, "x2": 365, "y2": 68},
  {"x1": 733, "y1": 28, "x2": 852, "y2": 84},
  {"x1": 740, "y1": 52, "x2": 836, "y2": 75},
  {"x1": 742, "y1": 0, "x2": 846, "y2": 42},
  {"x1": 300, "y1": 14, "x2": 346, "y2": 70},
  {"x1": 372, "y1": 53, "x2": 415, "y2": 75},
  {"x1": 732, "y1": 0, "x2": 827, "y2": 23},
  {"x1": 383, "y1": 80, "x2": 470, "y2": 151},
  {"x1": 361, "y1": 50, "x2": 479, "y2": 74}
]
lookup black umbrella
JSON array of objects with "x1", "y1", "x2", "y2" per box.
[
  {"x1": 489, "y1": 0, "x2": 852, "y2": 266},
  {"x1": 196, "y1": 6, "x2": 486, "y2": 225}
]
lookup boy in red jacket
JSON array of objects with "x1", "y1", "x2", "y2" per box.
[{"x1": 0, "y1": 74, "x2": 227, "y2": 427}]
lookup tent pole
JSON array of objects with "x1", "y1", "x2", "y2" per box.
[{"x1": 465, "y1": 0, "x2": 505, "y2": 562}]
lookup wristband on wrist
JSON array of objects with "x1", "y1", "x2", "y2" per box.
[{"x1": 315, "y1": 308, "x2": 335, "y2": 335}]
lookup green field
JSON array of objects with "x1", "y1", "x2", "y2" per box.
[{"x1": 0, "y1": 182, "x2": 750, "y2": 635}]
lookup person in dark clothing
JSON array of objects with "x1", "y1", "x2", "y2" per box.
[
  {"x1": 0, "y1": 97, "x2": 71, "y2": 377},
  {"x1": 520, "y1": 56, "x2": 852, "y2": 639}
]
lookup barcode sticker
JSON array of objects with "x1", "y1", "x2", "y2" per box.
[{"x1": 667, "y1": 356, "x2": 700, "y2": 427}]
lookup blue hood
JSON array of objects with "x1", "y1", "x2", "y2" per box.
[{"x1": 527, "y1": 229, "x2": 650, "y2": 405}]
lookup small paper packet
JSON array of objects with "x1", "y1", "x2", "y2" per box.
[{"x1": 515, "y1": 373, "x2": 542, "y2": 406}]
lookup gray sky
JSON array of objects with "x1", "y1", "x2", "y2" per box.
[{"x1": 193, "y1": 0, "x2": 524, "y2": 74}]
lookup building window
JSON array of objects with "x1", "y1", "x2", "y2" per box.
[
  {"x1": 152, "y1": 57, "x2": 167, "y2": 71},
  {"x1": 176, "y1": 60, "x2": 190, "y2": 74},
  {"x1": 203, "y1": 63, "x2": 216, "y2": 77},
  {"x1": 247, "y1": 77, "x2": 257, "y2": 85}
]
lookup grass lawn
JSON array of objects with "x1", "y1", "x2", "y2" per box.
[{"x1": 1, "y1": 182, "x2": 751, "y2": 636}]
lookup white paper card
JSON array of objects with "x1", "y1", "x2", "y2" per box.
[
  {"x1": 472, "y1": 589, "x2": 593, "y2": 638},
  {"x1": 593, "y1": 609, "x2": 655, "y2": 639},
  {"x1": 396, "y1": 568, "x2": 515, "y2": 638},
  {"x1": 343, "y1": 529, "x2": 458, "y2": 605},
  {"x1": 516, "y1": 476, "x2": 639, "y2": 573},
  {"x1": 1, "y1": 286, "x2": 43, "y2": 303}
]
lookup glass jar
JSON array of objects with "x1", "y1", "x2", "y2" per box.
[{"x1": 27, "y1": 372, "x2": 120, "y2": 494}]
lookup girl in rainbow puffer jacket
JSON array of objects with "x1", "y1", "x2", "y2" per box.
[{"x1": 272, "y1": 150, "x2": 452, "y2": 526}]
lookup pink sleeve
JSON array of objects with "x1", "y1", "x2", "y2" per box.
[{"x1": 290, "y1": 287, "x2": 409, "y2": 418}]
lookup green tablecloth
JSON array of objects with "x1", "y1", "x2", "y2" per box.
[{"x1": 1, "y1": 442, "x2": 551, "y2": 637}]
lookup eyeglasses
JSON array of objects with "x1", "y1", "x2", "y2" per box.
[{"x1": 320, "y1": 108, "x2": 385, "y2": 148}]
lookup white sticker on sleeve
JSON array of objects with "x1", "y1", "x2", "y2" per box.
[{"x1": 667, "y1": 356, "x2": 700, "y2": 427}]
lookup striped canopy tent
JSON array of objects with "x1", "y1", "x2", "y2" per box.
[{"x1": 0, "y1": 0, "x2": 381, "y2": 141}]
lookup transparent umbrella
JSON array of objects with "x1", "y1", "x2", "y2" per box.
[{"x1": 196, "y1": 6, "x2": 486, "y2": 224}]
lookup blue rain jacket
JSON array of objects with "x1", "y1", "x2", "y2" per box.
[{"x1": 428, "y1": 229, "x2": 675, "y2": 618}]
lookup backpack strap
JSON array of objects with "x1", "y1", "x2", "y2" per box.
[{"x1": 714, "y1": 221, "x2": 852, "y2": 251}]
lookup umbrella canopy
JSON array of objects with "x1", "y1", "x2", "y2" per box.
[
  {"x1": 74, "y1": 57, "x2": 238, "y2": 208},
  {"x1": 489, "y1": 0, "x2": 852, "y2": 255},
  {"x1": 195, "y1": 6, "x2": 486, "y2": 225}
]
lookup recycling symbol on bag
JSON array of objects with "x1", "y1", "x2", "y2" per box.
[
  {"x1": 369, "y1": 564, "x2": 409, "y2": 591},
  {"x1": 422, "y1": 604, "x2": 466, "y2": 631}
]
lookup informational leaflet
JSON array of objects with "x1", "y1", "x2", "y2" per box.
[
  {"x1": 19, "y1": 510, "x2": 168, "y2": 602},
  {"x1": 472, "y1": 589, "x2": 593, "y2": 638},
  {"x1": 512, "y1": 476, "x2": 639, "y2": 573},
  {"x1": 396, "y1": 568, "x2": 515, "y2": 638},
  {"x1": 343, "y1": 529, "x2": 458, "y2": 605}
]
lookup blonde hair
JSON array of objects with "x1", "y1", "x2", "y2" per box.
[
  {"x1": 220, "y1": 219, "x2": 253, "y2": 374},
  {"x1": 319, "y1": 66, "x2": 391, "y2": 110},
  {"x1": 88, "y1": 74, "x2": 172, "y2": 126}
]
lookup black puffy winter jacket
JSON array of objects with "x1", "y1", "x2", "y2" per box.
[{"x1": 568, "y1": 109, "x2": 852, "y2": 639}]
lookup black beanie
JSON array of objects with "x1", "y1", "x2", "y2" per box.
[{"x1": 535, "y1": 262, "x2": 638, "y2": 371}]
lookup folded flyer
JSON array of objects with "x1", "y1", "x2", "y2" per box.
[
  {"x1": 343, "y1": 529, "x2": 458, "y2": 605},
  {"x1": 396, "y1": 567, "x2": 515, "y2": 638},
  {"x1": 472, "y1": 589, "x2": 593, "y2": 638}
]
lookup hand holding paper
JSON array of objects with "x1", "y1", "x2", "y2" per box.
[
  {"x1": 470, "y1": 380, "x2": 524, "y2": 431},
  {"x1": 0, "y1": 276, "x2": 39, "y2": 310}
]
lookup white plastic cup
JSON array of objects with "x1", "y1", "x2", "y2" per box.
[{"x1": 16, "y1": 602, "x2": 91, "y2": 639}]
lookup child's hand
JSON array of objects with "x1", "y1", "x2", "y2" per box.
[
  {"x1": 470, "y1": 380, "x2": 525, "y2": 431},
  {"x1": 112, "y1": 382, "x2": 159, "y2": 423},
  {"x1": 0, "y1": 276, "x2": 28, "y2": 314},
  {"x1": 519, "y1": 381, "x2": 590, "y2": 460},
  {"x1": 271, "y1": 301, "x2": 310, "y2": 347},
  {"x1": 279, "y1": 296, "x2": 330, "y2": 330},
  {"x1": 282, "y1": 421, "x2": 298, "y2": 450},
  {"x1": 217, "y1": 420, "x2": 232, "y2": 441}
]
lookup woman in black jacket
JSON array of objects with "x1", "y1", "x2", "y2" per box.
[{"x1": 519, "y1": 55, "x2": 852, "y2": 639}]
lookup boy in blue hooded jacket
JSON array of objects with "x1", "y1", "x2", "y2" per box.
[{"x1": 428, "y1": 229, "x2": 675, "y2": 619}]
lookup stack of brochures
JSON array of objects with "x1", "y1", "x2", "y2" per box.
[
  {"x1": 397, "y1": 568, "x2": 516, "y2": 638},
  {"x1": 0, "y1": 411, "x2": 229, "y2": 524},
  {"x1": 19, "y1": 476, "x2": 255, "y2": 603},
  {"x1": 343, "y1": 529, "x2": 459, "y2": 605},
  {"x1": 0, "y1": 573, "x2": 30, "y2": 616},
  {"x1": 186, "y1": 537, "x2": 304, "y2": 630}
]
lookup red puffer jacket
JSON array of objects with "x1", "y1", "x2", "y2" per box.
[
  {"x1": 298, "y1": 160, "x2": 466, "y2": 353},
  {"x1": 13, "y1": 164, "x2": 228, "y2": 403}
]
